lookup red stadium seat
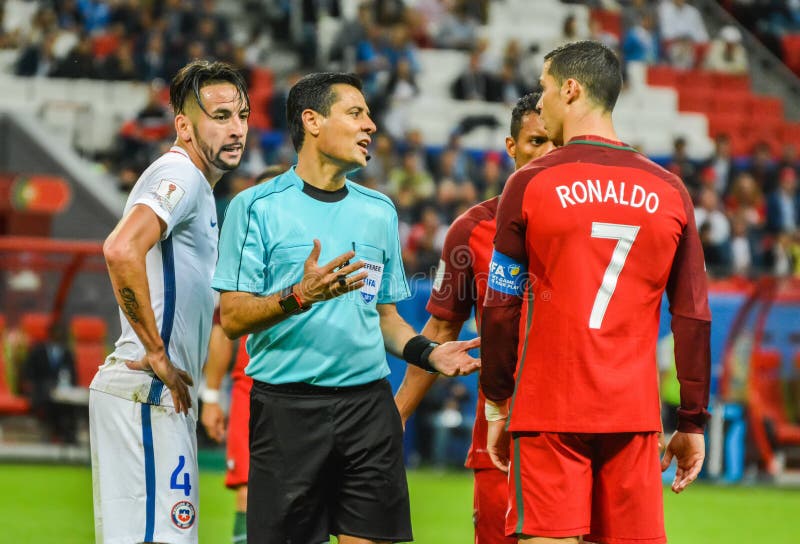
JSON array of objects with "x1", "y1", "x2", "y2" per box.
[
  {"x1": 647, "y1": 65, "x2": 679, "y2": 87},
  {"x1": 707, "y1": 112, "x2": 748, "y2": 139},
  {"x1": 750, "y1": 96, "x2": 784, "y2": 120},
  {"x1": 678, "y1": 88, "x2": 714, "y2": 113},
  {"x1": 780, "y1": 123, "x2": 800, "y2": 148},
  {"x1": 781, "y1": 34, "x2": 800, "y2": 75},
  {"x1": 711, "y1": 73, "x2": 750, "y2": 92},
  {"x1": 744, "y1": 118, "x2": 784, "y2": 145},
  {"x1": 710, "y1": 90, "x2": 752, "y2": 115},
  {"x1": 20, "y1": 313, "x2": 50, "y2": 344},
  {"x1": 677, "y1": 70, "x2": 714, "y2": 91},
  {"x1": 70, "y1": 316, "x2": 107, "y2": 388},
  {"x1": 590, "y1": 9, "x2": 622, "y2": 38}
]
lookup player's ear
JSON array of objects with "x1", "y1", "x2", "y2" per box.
[
  {"x1": 505, "y1": 136, "x2": 516, "y2": 160},
  {"x1": 175, "y1": 113, "x2": 192, "y2": 143},
  {"x1": 302, "y1": 109, "x2": 321, "y2": 139},
  {"x1": 563, "y1": 78, "x2": 580, "y2": 105}
]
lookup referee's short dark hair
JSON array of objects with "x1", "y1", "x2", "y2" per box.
[
  {"x1": 287, "y1": 72, "x2": 363, "y2": 151},
  {"x1": 510, "y1": 91, "x2": 542, "y2": 140},
  {"x1": 544, "y1": 40, "x2": 622, "y2": 113},
  {"x1": 170, "y1": 59, "x2": 250, "y2": 117}
]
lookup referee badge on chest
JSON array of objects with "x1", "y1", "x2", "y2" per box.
[{"x1": 360, "y1": 259, "x2": 384, "y2": 304}]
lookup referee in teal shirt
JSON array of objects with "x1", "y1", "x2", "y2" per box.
[{"x1": 213, "y1": 72, "x2": 481, "y2": 544}]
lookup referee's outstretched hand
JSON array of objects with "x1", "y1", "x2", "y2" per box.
[
  {"x1": 661, "y1": 431, "x2": 705, "y2": 494},
  {"x1": 126, "y1": 349, "x2": 194, "y2": 415},
  {"x1": 296, "y1": 239, "x2": 368, "y2": 304},
  {"x1": 428, "y1": 337, "x2": 481, "y2": 377}
]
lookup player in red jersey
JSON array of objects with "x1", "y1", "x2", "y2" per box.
[
  {"x1": 395, "y1": 92, "x2": 555, "y2": 544},
  {"x1": 201, "y1": 317, "x2": 251, "y2": 542},
  {"x1": 200, "y1": 167, "x2": 282, "y2": 544},
  {"x1": 481, "y1": 41, "x2": 711, "y2": 544}
]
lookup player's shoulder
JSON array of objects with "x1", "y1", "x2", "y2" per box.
[
  {"x1": 455, "y1": 197, "x2": 498, "y2": 227},
  {"x1": 346, "y1": 180, "x2": 397, "y2": 214},
  {"x1": 232, "y1": 168, "x2": 297, "y2": 207},
  {"x1": 445, "y1": 197, "x2": 497, "y2": 244},
  {"x1": 146, "y1": 147, "x2": 201, "y2": 179}
]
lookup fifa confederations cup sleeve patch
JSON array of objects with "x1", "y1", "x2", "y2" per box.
[
  {"x1": 152, "y1": 179, "x2": 186, "y2": 213},
  {"x1": 487, "y1": 250, "x2": 527, "y2": 296}
]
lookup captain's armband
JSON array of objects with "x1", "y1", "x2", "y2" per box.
[{"x1": 487, "y1": 250, "x2": 527, "y2": 297}]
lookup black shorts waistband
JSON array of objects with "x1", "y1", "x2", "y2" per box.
[{"x1": 253, "y1": 378, "x2": 387, "y2": 396}]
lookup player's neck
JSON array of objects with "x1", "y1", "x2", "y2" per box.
[
  {"x1": 295, "y1": 149, "x2": 349, "y2": 191},
  {"x1": 175, "y1": 141, "x2": 223, "y2": 188},
  {"x1": 563, "y1": 110, "x2": 618, "y2": 145}
]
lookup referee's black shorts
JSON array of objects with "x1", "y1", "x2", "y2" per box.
[{"x1": 247, "y1": 378, "x2": 413, "y2": 544}]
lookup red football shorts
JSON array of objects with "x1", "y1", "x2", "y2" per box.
[
  {"x1": 473, "y1": 468, "x2": 516, "y2": 544},
  {"x1": 224, "y1": 375, "x2": 253, "y2": 489},
  {"x1": 507, "y1": 432, "x2": 665, "y2": 544}
]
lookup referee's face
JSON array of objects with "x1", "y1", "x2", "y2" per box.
[{"x1": 317, "y1": 84, "x2": 376, "y2": 170}]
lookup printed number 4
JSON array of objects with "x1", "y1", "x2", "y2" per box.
[
  {"x1": 170, "y1": 455, "x2": 192, "y2": 497},
  {"x1": 589, "y1": 222, "x2": 640, "y2": 329}
]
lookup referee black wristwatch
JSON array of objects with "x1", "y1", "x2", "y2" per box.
[{"x1": 278, "y1": 284, "x2": 310, "y2": 315}]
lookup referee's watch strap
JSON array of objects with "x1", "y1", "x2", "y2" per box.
[{"x1": 403, "y1": 335, "x2": 439, "y2": 374}]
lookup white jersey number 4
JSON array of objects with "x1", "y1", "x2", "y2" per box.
[{"x1": 589, "y1": 222, "x2": 640, "y2": 329}]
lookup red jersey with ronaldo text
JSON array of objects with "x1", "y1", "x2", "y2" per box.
[
  {"x1": 481, "y1": 136, "x2": 711, "y2": 434},
  {"x1": 427, "y1": 197, "x2": 498, "y2": 469}
]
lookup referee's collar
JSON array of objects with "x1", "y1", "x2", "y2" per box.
[
  {"x1": 289, "y1": 167, "x2": 349, "y2": 203},
  {"x1": 566, "y1": 135, "x2": 638, "y2": 152}
]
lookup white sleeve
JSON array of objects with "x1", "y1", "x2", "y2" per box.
[{"x1": 131, "y1": 163, "x2": 202, "y2": 240}]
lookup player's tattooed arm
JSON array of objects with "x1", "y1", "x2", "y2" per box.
[{"x1": 119, "y1": 287, "x2": 141, "y2": 323}]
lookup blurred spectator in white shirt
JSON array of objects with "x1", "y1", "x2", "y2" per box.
[
  {"x1": 695, "y1": 187, "x2": 731, "y2": 246},
  {"x1": 729, "y1": 211, "x2": 755, "y2": 276},
  {"x1": 658, "y1": 0, "x2": 709, "y2": 43},
  {"x1": 704, "y1": 25, "x2": 748, "y2": 74}
]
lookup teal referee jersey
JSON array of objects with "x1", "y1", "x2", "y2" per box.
[{"x1": 212, "y1": 167, "x2": 411, "y2": 387}]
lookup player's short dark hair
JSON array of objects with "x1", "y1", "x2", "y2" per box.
[
  {"x1": 170, "y1": 59, "x2": 250, "y2": 117},
  {"x1": 287, "y1": 72, "x2": 363, "y2": 151},
  {"x1": 543, "y1": 40, "x2": 621, "y2": 112},
  {"x1": 509, "y1": 91, "x2": 542, "y2": 140}
]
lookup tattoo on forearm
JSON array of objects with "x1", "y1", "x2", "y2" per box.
[{"x1": 119, "y1": 287, "x2": 141, "y2": 323}]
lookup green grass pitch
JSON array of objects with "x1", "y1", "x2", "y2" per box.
[{"x1": 2, "y1": 463, "x2": 799, "y2": 543}]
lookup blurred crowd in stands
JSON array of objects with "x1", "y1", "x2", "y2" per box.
[{"x1": 1, "y1": 0, "x2": 799, "y2": 287}]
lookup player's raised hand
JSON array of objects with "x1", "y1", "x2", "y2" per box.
[
  {"x1": 296, "y1": 239, "x2": 368, "y2": 304},
  {"x1": 201, "y1": 401, "x2": 226, "y2": 443},
  {"x1": 126, "y1": 349, "x2": 194, "y2": 414},
  {"x1": 427, "y1": 337, "x2": 481, "y2": 377},
  {"x1": 661, "y1": 431, "x2": 705, "y2": 494},
  {"x1": 487, "y1": 418, "x2": 510, "y2": 472}
]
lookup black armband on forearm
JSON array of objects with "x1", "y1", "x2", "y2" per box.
[{"x1": 402, "y1": 335, "x2": 440, "y2": 374}]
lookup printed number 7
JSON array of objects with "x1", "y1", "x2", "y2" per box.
[
  {"x1": 589, "y1": 222, "x2": 639, "y2": 329},
  {"x1": 170, "y1": 455, "x2": 192, "y2": 497}
]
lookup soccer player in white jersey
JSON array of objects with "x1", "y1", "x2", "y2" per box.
[{"x1": 89, "y1": 60, "x2": 249, "y2": 544}]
